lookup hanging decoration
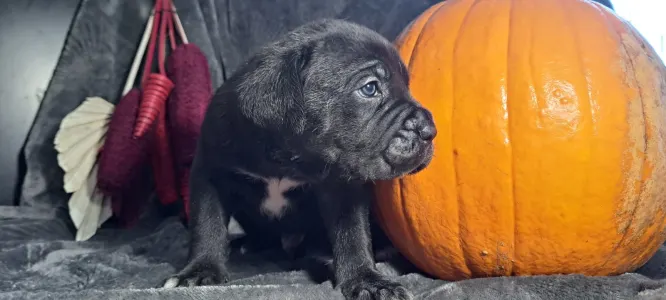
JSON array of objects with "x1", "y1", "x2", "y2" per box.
[{"x1": 56, "y1": 0, "x2": 215, "y2": 237}]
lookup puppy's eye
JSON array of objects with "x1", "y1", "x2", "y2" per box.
[{"x1": 359, "y1": 82, "x2": 379, "y2": 97}]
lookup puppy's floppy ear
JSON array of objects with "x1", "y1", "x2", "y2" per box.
[
  {"x1": 237, "y1": 43, "x2": 313, "y2": 133},
  {"x1": 287, "y1": 44, "x2": 313, "y2": 78},
  {"x1": 282, "y1": 43, "x2": 313, "y2": 105}
]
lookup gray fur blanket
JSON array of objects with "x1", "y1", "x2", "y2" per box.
[{"x1": 3, "y1": 0, "x2": 666, "y2": 299}]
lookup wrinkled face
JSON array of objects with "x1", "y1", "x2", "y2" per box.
[{"x1": 300, "y1": 38, "x2": 437, "y2": 181}]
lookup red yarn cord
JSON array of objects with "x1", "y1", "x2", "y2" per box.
[
  {"x1": 166, "y1": 1, "x2": 177, "y2": 50},
  {"x1": 157, "y1": 0, "x2": 169, "y2": 75},
  {"x1": 141, "y1": 0, "x2": 163, "y2": 87}
]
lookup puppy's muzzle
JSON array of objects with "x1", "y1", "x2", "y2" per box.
[
  {"x1": 384, "y1": 107, "x2": 436, "y2": 174},
  {"x1": 404, "y1": 108, "x2": 436, "y2": 141}
]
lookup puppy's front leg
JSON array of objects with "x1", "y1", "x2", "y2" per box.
[
  {"x1": 163, "y1": 158, "x2": 231, "y2": 287},
  {"x1": 318, "y1": 182, "x2": 412, "y2": 300}
]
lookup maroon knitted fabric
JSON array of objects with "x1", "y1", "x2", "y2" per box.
[
  {"x1": 98, "y1": 88, "x2": 152, "y2": 196},
  {"x1": 166, "y1": 43, "x2": 213, "y2": 168},
  {"x1": 166, "y1": 43, "x2": 213, "y2": 217},
  {"x1": 110, "y1": 165, "x2": 153, "y2": 228}
]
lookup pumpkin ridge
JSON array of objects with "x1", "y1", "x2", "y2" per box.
[
  {"x1": 595, "y1": 10, "x2": 649, "y2": 271},
  {"x1": 563, "y1": 0, "x2": 608, "y2": 274},
  {"x1": 584, "y1": 0, "x2": 610, "y2": 137},
  {"x1": 506, "y1": 0, "x2": 517, "y2": 276},
  {"x1": 398, "y1": 1, "x2": 459, "y2": 278},
  {"x1": 513, "y1": 0, "x2": 538, "y2": 274},
  {"x1": 394, "y1": 1, "x2": 447, "y2": 65},
  {"x1": 452, "y1": 0, "x2": 482, "y2": 278},
  {"x1": 402, "y1": 0, "x2": 477, "y2": 279},
  {"x1": 398, "y1": 176, "x2": 431, "y2": 273},
  {"x1": 405, "y1": 0, "x2": 451, "y2": 73},
  {"x1": 403, "y1": 2, "x2": 450, "y2": 74},
  {"x1": 621, "y1": 23, "x2": 666, "y2": 268},
  {"x1": 567, "y1": 0, "x2": 603, "y2": 273},
  {"x1": 562, "y1": 0, "x2": 598, "y2": 150}
]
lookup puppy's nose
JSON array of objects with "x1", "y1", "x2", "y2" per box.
[
  {"x1": 418, "y1": 121, "x2": 436, "y2": 141},
  {"x1": 404, "y1": 108, "x2": 437, "y2": 141}
]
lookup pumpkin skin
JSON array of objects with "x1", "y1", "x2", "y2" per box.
[{"x1": 374, "y1": 0, "x2": 666, "y2": 281}]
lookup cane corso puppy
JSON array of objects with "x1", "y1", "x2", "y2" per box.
[{"x1": 163, "y1": 19, "x2": 436, "y2": 300}]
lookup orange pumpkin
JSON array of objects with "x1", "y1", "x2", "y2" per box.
[{"x1": 374, "y1": 0, "x2": 666, "y2": 281}]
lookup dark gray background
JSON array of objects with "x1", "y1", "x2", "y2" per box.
[{"x1": 0, "y1": 0, "x2": 82, "y2": 205}]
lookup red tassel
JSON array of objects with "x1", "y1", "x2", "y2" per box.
[
  {"x1": 133, "y1": 73, "x2": 174, "y2": 138},
  {"x1": 134, "y1": 0, "x2": 174, "y2": 139},
  {"x1": 150, "y1": 109, "x2": 180, "y2": 205},
  {"x1": 98, "y1": 88, "x2": 152, "y2": 196},
  {"x1": 166, "y1": 43, "x2": 213, "y2": 219},
  {"x1": 166, "y1": 44, "x2": 213, "y2": 168},
  {"x1": 111, "y1": 166, "x2": 153, "y2": 228}
]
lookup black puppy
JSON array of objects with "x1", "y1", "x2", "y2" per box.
[{"x1": 163, "y1": 19, "x2": 436, "y2": 300}]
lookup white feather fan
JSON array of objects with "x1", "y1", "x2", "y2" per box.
[
  {"x1": 54, "y1": 96, "x2": 114, "y2": 241},
  {"x1": 55, "y1": 96, "x2": 114, "y2": 193},
  {"x1": 54, "y1": 8, "x2": 155, "y2": 241}
]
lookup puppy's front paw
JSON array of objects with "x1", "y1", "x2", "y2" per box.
[
  {"x1": 339, "y1": 269, "x2": 412, "y2": 300},
  {"x1": 162, "y1": 258, "x2": 230, "y2": 288}
]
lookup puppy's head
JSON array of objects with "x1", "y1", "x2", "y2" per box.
[{"x1": 238, "y1": 19, "x2": 436, "y2": 181}]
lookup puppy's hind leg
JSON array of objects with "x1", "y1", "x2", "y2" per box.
[
  {"x1": 163, "y1": 157, "x2": 232, "y2": 287},
  {"x1": 317, "y1": 182, "x2": 412, "y2": 300}
]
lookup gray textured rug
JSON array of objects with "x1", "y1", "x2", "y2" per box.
[
  {"x1": 5, "y1": 0, "x2": 666, "y2": 299},
  {"x1": 1, "y1": 204, "x2": 665, "y2": 300}
]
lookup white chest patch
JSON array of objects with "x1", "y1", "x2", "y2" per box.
[
  {"x1": 262, "y1": 177, "x2": 303, "y2": 218},
  {"x1": 237, "y1": 170, "x2": 304, "y2": 219}
]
